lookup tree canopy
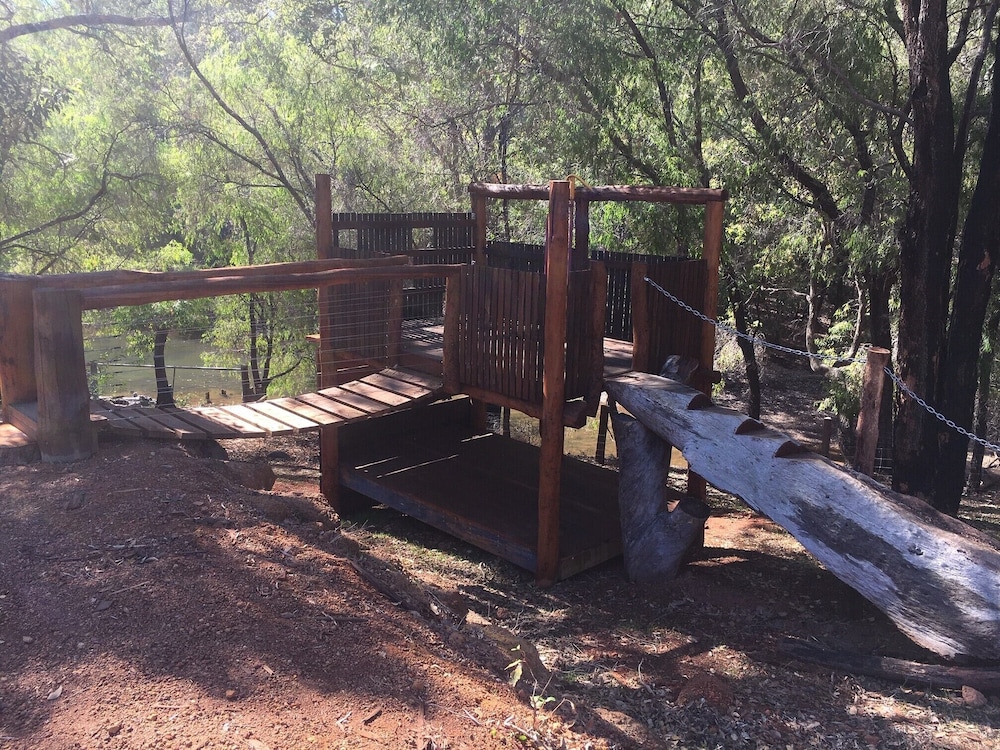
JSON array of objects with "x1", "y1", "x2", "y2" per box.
[{"x1": 2, "y1": 0, "x2": 998, "y2": 512}]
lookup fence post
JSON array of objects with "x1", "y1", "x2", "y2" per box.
[
  {"x1": 853, "y1": 347, "x2": 891, "y2": 476},
  {"x1": 34, "y1": 287, "x2": 96, "y2": 462},
  {"x1": 471, "y1": 193, "x2": 488, "y2": 266}
]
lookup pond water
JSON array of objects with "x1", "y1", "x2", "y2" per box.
[
  {"x1": 84, "y1": 333, "x2": 243, "y2": 405},
  {"x1": 81, "y1": 331, "x2": 632, "y2": 465}
]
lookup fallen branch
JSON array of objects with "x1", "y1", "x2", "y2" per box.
[{"x1": 778, "y1": 639, "x2": 1000, "y2": 692}]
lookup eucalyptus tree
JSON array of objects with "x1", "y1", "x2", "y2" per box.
[
  {"x1": 893, "y1": 0, "x2": 1000, "y2": 513},
  {"x1": 0, "y1": 0, "x2": 185, "y2": 273}
]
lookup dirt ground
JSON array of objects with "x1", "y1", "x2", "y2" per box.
[{"x1": 2, "y1": 364, "x2": 1000, "y2": 749}]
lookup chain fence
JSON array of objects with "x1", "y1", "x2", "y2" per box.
[{"x1": 643, "y1": 276, "x2": 1000, "y2": 457}]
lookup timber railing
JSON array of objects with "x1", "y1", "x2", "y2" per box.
[{"x1": 0, "y1": 257, "x2": 463, "y2": 463}]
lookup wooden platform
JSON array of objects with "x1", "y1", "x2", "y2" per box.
[
  {"x1": 90, "y1": 367, "x2": 444, "y2": 440},
  {"x1": 336, "y1": 399, "x2": 632, "y2": 579}
]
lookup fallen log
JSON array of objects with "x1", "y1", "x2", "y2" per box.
[
  {"x1": 604, "y1": 371, "x2": 1000, "y2": 663},
  {"x1": 778, "y1": 639, "x2": 1000, "y2": 693}
]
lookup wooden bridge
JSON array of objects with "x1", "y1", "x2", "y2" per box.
[
  {"x1": 0, "y1": 178, "x2": 726, "y2": 585},
  {"x1": 92, "y1": 367, "x2": 444, "y2": 440}
]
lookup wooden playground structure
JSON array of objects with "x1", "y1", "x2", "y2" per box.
[
  {"x1": 0, "y1": 177, "x2": 725, "y2": 584},
  {"x1": 3, "y1": 176, "x2": 1000, "y2": 663}
]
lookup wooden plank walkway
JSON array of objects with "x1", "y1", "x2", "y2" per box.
[{"x1": 92, "y1": 367, "x2": 444, "y2": 440}]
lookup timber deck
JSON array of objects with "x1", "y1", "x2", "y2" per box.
[
  {"x1": 336, "y1": 399, "x2": 646, "y2": 579},
  {"x1": 91, "y1": 367, "x2": 444, "y2": 440}
]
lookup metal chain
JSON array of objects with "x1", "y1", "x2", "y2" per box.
[
  {"x1": 882, "y1": 367, "x2": 1000, "y2": 454},
  {"x1": 643, "y1": 276, "x2": 1000, "y2": 455},
  {"x1": 643, "y1": 277, "x2": 866, "y2": 365}
]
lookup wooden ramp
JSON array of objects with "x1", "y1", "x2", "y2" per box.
[{"x1": 93, "y1": 368, "x2": 444, "y2": 440}]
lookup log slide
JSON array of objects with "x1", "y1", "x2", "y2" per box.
[{"x1": 605, "y1": 371, "x2": 1000, "y2": 664}]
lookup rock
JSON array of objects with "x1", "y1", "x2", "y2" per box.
[
  {"x1": 218, "y1": 461, "x2": 276, "y2": 491},
  {"x1": 962, "y1": 685, "x2": 988, "y2": 707},
  {"x1": 464, "y1": 620, "x2": 550, "y2": 690},
  {"x1": 194, "y1": 440, "x2": 229, "y2": 460},
  {"x1": 64, "y1": 491, "x2": 86, "y2": 511},
  {"x1": 676, "y1": 672, "x2": 735, "y2": 712},
  {"x1": 245, "y1": 494, "x2": 338, "y2": 528}
]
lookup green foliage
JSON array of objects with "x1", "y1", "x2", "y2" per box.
[{"x1": 816, "y1": 361, "x2": 864, "y2": 427}]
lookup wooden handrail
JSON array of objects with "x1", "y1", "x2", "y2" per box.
[
  {"x1": 67, "y1": 263, "x2": 462, "y2": 310},
  {"x1": 469, "y1": 182, "x2": 728, "y2": 204},
  {"x1": 3, "y1": 255, "x2": 410, "y2": 291}
]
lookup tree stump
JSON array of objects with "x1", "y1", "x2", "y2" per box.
[{"x1": 611, "y1": 406, "x2": 709, "y2": 583}]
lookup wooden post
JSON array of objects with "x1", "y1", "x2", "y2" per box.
[
  {"x1": 587, "y1": 261, "x2": 608, "y2": 406},
  {"x1": 572, "y1": 196, "x2": 590, "y2": 270},
  {"x1": 34, "y1": 288, "x2": 95, "y2": 462},
  {"x1": 537, "y1": 180, "x2": 571, "y2": 585},
  {"x1": 442, "y1": 273, "x2": 461, "y2": 393},
  {"x1": 315, "y1": 174, "x2": 343, "y2": 509},
  {"x1": 687, "y1": 198, "x2": 725, "y2": 501},
  {"x1": 472, "y1": 193, "x2": 488, "y2": 266},
  {"x1": 854, "y1": 347, "x2": 891, "y2": 476},
  {"x1": 469, "y1": 192, "x2": 490, "y2": 430},
  {"x1": 820, "y1": 415, "x2": 835, "y2": 458},
  {"x1": 0, "y1": 276, "x2": 38, "y2": 422},
  {"x1": 699, "y1": 199, "x2": 723, "y2": 375},
  {"x1": 316, "y1": 174, "x2": 335, "y2": 389},
  {"x1": 631, "y1": 262, "x2": 651, "y2": 373},
  {"x1": 595, "y1": 402, "x2": 610, "y2": 464},
  {"x1": 387, "y1": 278, "x2": 404, "y2": 366}
]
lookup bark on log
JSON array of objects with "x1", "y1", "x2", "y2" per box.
[
  {"x1": 605, "y1": 371, "x2": 1000, "y2": 663},
  {"x1": 611, "y1": 407, "x2": 709, "y2": 582}
]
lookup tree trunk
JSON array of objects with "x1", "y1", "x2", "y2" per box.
[
  {"x1": 892, "y1": 0, "x2": 960, "y2": 505},
  {"x1": 724, "y1": 265, "x2": 761, "y2": 419},
  {"x1": 843, "y1": 276, "x2": 866, "y2": 361},
  {"x1": 605, "y1": 371, "x2": 1000, "y2": 663},
  {"x1": 968, "y1": 308, "x2": 1000, "y2": 491},
  {"x1": 866, "y1": 267, "x2": 894, "y2": 352},
  {"x1": 153, "y1": 328, "x2": 174, "y2": 408},
  {"x1": 804, "y1": 272, "x2": 828, "y2": 373},
  {"x1": 932, "y1": 37, "x2": 1000, "y2": 513}
]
